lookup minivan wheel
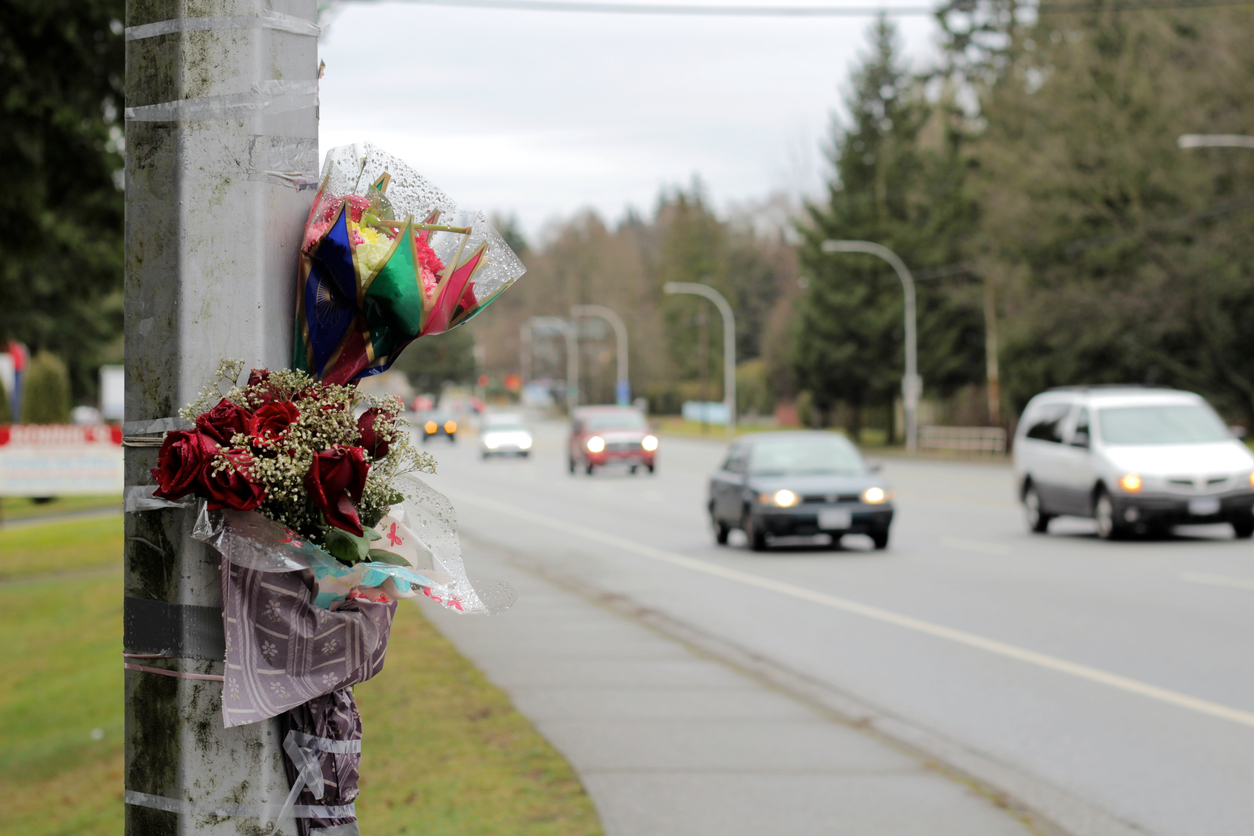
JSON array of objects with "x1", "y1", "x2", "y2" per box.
[
  {"x1": 1095, "y1": 489, "x2": 1127, "y2": 540},
  {"x1": 1024, "y1": 485, "x2": 1052, "y2": 534}
]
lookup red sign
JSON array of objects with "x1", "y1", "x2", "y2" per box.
[{"x1": 0, "y1": 424, "x2": 123, "y2": 496}]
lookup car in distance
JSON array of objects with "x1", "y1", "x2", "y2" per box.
[
  {"x1": 418, "y1": 411, "x2": 458, "y2": 444},
  {"x1": 1014, "y1": 386, "x2": 1254, "y2": 539},
  {"x1": 569, "y1": 406, "x2": 658, "y2": 475},
  {"x1": 480, "y1": 413, "x2": 533, "y2": 459},
  {"x1": 708, "y1": 432, "x2": 894, "y2": 551}
]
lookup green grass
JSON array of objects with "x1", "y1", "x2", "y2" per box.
[
  {"x1": 0, "y1": 516, "x2": 601, "y2": 836},
  {"x1": 0, "y1": 494, "x2": 121, "y2": 522}
]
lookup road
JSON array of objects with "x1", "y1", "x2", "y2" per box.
[{"x1": 416, "y1": 417, "x2": 1254, "y2": 836}]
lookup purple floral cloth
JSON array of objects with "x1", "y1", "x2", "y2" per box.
[
  {"x1": 282, "y1": 689, "x2": 363, "y2": 836},
  {"x1": 220, "y1": 558, "x2": 396, "y2": 728}
]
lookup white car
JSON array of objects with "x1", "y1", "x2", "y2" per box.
[
  {"x1": 1013, "y1": 387, "x2": 1254, "y2": 539},
  {"x1": 480, "y1": 413, "x2": 533, "y2": 459}
]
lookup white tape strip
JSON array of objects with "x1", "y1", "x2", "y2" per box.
[
  {"x1": 122, "y1": 417, "x2": 191, "y2": 435},
  {"x1": 125, "y1": 11, "x2": 322, "y2": 40},
  {"x1": 124, "y1": 790, "x2": 355, "y2": 820},
  {"x1": 125, "y1": 79, "x2": 318, "y2": 123},
  {"x1": 248, "y1": 135, "x2": 319, "y2": 190},
  {"x1": 125, "y1": 485, "x2": 193, "y2": 512}
]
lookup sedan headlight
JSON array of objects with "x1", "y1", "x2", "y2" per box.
[
  {"x1": 862, "y1": 486, "x2": 890, "y2": 504},
  {"x1": 424, "y1": 420, "x2": 437, "y2": 434},
  {"x1": 587, "y1": 436, "x2": 605, "y2": 453},
  {"x1": 485, "y1": 437, "x2": 500, "y2": 450},
  {"x1": 759, "y1": 489, "x2": 799, "y2": 507},
  {"x1": 642, "y1": 435, "x2": 659, "y2": 451},
  {"x1": 1119, "y1": 473, "x2": 1142, "y2": 492},
  {"x1": 444, "y1": 420, "x2": 457, "y2": 434},
  {"x1": 519, "y1": 437, "x2": 532, "y2": 450}
]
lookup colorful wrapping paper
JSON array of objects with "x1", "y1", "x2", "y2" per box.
[
  {"x1": 295, "y1": 143, "x2": 526, "y2": 385},
  {"x1": 281, "y1": 690, "x2": 364, "y2": 836}
]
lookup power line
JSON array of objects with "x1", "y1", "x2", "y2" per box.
[{"x1": 388, "y1": 0, "x2": 1253, "y2": 16}]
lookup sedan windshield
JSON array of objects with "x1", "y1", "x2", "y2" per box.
[
  {"x1": 748, "y1": 436, "x2": 865, "y2": 476},
  {"x1": 583, "y1": 411, "x2": 647, "y2": 431},
  {"x1": 1098, "y1": 404, "x2": 1231, "y2": 445}
]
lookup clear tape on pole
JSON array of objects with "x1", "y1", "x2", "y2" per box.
[
  {"x1": 124, "y1": 790, "x2": 355, "y2": 821},
  {"x1": 125, "y1": 79, "x2": 319, "y2": 123},
  {"x1": 125, "y1": 10, "x2": 322, "y2": 40},
  {"x1": 248, "y1": 135, "x2": 320, "y2": 190},
  {"x1": 125, "y1": 485, "x2": 193, "y2": 513},
  {"x1": 271, "y1": 730, "x2": 363, "y2": 833},
  {"x1": 122, "y1": 417, "x2": 190, "y2": 435}
]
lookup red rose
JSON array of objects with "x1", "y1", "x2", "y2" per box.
[
  {"x1": 305, "y1": 445, "x2": 370, "y2": 535},
  {"x1": 254, "y1": 401, "x2": 301, "y2": 446},
  {"x1": 199, "y1": 448, "x2": 266, "y2": 511},
  {"x1": 246, "y1": 369, "x2": 284, "y2": 405},
  {"x1": 196, "y1": 399, "x2": 257, "y2": 446},
  {"x1": 151, "y1": 430, "x2": 219, "y2": 499},
  {"x1": 356, "y1": 408, "x2": 393, "y2": 459}
]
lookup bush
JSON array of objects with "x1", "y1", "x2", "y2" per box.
[
  {"x1": 0, "y1": 376, "x2": 10, "y2": 423},
  {"x1": 736, "y1": 359, "x2": 775, "y2": 419},
  {"x1": 21, "y1": 352, "x2": 71, "y2": 424},
  {"x1": 796, "y1": 390, "x2": 815, "y2": 428}
]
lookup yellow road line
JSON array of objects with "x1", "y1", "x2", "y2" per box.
[{"x1": 447, "y1": 487, "x2": 1254, "y2": 731}]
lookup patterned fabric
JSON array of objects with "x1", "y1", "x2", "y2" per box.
[
  {"x1": 220, "y1": 559, "x2": 396, "y2": 728},
  {"x1": 282, "y1": 690, "x2": 363, "y2": 836}
]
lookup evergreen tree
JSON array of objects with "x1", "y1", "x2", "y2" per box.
[
  {"x1": 791, "y1": 16, "x2": 984, "y2": 435},
  {"x1": 21, "y1": 352, "x2": 71, "y2": 424}
]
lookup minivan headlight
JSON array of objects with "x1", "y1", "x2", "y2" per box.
[
  {"x1": 862, "y1": 487, "x2": 889, "y2": 504},
  {"x1": 1119, "y1": 473, "x2": 1142, "y2": 492}
]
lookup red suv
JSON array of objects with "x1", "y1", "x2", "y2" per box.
[{"x1": 569, "y1": 406, "x2": 658, "y2": 475}]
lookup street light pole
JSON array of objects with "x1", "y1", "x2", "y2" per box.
[
  {"x1": 663, "y1": 282, "x2": 736, "y2": 437},
  {"x1": 124, "y1": 0, "x2": 318, "y2": 831},
  {"x1": 571, "y1": 304, "x2": 630, "y2": 405},
  {"x1": 820, "y1": 240, "x2": 920, "y2": 453},
  {"x1": 527, "y1": 316, "x2": 579, "y2": 414}
]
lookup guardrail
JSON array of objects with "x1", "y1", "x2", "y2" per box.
[{"x1": 919, "y1": 425, "x2": 1007, "y2": 455}]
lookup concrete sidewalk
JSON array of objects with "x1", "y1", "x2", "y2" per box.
[{"x1": 421, "y1": 541, "x2": 1038, "y2": 836}]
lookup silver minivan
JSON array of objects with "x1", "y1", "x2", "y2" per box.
[{"x1": 1013, "y1": 387, "x2": 1254, "y2": 539}]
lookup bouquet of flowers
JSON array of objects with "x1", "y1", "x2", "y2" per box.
[{"x1": 296, "y1": 143, "x2": 526, "y2": 385}]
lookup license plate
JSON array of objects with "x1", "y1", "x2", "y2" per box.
[
  {"x1": 818, "y1": 508, "x2": 852, "y2": 529},
  {"x1": 1188, "y1": 498, "x2": 1221, "y2": 516}
]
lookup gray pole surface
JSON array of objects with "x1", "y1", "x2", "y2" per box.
[
  {"x1": 663, "y1": 283, "x2": 736, "y2": 437},
  {"x1": 570, "y1": 304, "x2": 630, "y2": 405},
  {"x1": 820, "y1": 240, "x2": 920, "y2": 453},
  {"x1": 123, "y1": 0, "x2": 318, "y2": 832},
  {"x1": 528, "y1": 316, "x2": 579, "y2": 414}
]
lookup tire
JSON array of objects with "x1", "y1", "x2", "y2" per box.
[
  {"x1": 521, "y1": 451, "x2": 531, "y2": 458},
  {"x1": 585, "y1": 462, "x2": 594, "y2": 475},
  {"x1": 1094, "y1": 488, "x2": 1128, "y2": 540},
  {"x1": 871, "y1": 529, "x2": 890, "y2": 550},
  {"x1": 1232, "y1": 516, "x2": 1254, "y2": 539},
  {"x1": 569, "y1": 457, "x2": 576, "y2": 474},
  {"x1": 713, "y1": 516, "x2": 730, "y2": 545},
  {"x1": 630, "y1": 465, "x2": 639, "y2": 475},
  {"x1": 1024, "y1": 484, "x2": 1052, "y2": 534},
  {"x1": 481, "y1": 452, "x2": 489, "y2": 460},
  {"x1": 742, "y1": 508, "x2": 767, "y2": 552},
  {"x1": 647, "y1": 463, "x2": 655, "y2": 474},
  {"x1": 448, "y1": 433, "x2": 456, "y2": 444}
]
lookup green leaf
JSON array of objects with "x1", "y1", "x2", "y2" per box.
[
  {"x1": 322, "y1": 526, "x2": 371, "y2": 565},
  {"x1": 364, "y1": 527, "x2": 382, "y2": 542}
]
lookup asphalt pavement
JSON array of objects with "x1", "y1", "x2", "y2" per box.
[{"x1": 416, "y1": 416, "x2": 1254, "y2": 836}]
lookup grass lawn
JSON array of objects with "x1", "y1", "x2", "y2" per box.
[
  {"x1": 0, "y1": 494, "x2": 121, "y2": 522},
  {"x1": 0, "y1": 516, "x2": 601, "y2": 836}
]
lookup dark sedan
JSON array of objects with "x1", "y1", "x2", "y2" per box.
[{"x1": 708, "y1": 432, "x2": 894, "y2": 551}]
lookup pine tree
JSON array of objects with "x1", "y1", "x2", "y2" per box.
[{"x1": 21, "y1": 352, "x2": 71, "y2": 424}]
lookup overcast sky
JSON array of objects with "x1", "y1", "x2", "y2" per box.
[{"x1": 318, "y1": 0, "x2": 941, "y2": 242}]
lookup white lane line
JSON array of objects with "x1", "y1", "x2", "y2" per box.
[
  {"x1": 940, "y1": 536, "x2": 1013, "y2": 556},
  {"x1": 446, "y1": 487, "x2": 1254, "y2": 731},
  {"x1": 1181, "y1": 572, "x2": 1254, "y2": 593}
]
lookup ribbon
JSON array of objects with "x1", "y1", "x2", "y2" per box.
[{"x1": 272, "y1": 730, "x2": 362, "y2": 834}]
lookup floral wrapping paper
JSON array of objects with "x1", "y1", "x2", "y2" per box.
[
  {"x1": 220, "y1": 558, "x2": 396, "y2": 729},
  {"x1": 281, "y1": 689, "x2": 363, "y2": 836}
]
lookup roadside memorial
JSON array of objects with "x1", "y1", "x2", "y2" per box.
[{"x1": 133, "y1": 144, "x2": 525, "y2": 835}]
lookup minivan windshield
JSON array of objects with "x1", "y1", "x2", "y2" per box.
[
  {"x1": 583, "y1": 411, "x2": 647, "y2": 431},
  {"x1": 1098, "y1": 404, "x2": 1230, "y2": 446},
  {"x1": 748, "y1": 436, "x2": 865, "y2": 476}
]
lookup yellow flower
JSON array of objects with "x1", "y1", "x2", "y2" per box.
[{"x1": 352, "y1": 224, "x2": 395, "y2": 273}]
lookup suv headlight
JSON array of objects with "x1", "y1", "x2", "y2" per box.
[
  {"x1": 587, "y1": 436, "x2": 605, "y2": 453},
  {"x1": 642, "y1": 435, "x2": 658, "y2": 451}
]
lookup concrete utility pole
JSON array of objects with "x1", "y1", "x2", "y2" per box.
[
  {"x1": 570, "y1": 304, "x2": 630, "y2": 405},
  {"x1": 663, "y1": 282, "x2": 736, "y2": 437},
  {"x1": 820, "y1": 240, "x2": 920, "y2": 453},
  {"x1": 123, "y1": 1, "x2": 318, "y2": 832},
  {"x1": 527, "y1": 316, "x2": 579, "y2": 414}
]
